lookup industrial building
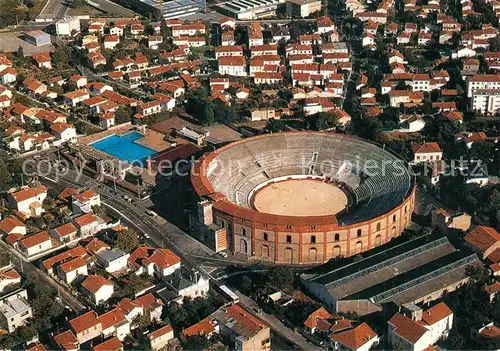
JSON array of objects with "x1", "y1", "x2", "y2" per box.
[
  {"x1": 118, "y1": 0, "x2": 205, "y2": 19},
  {"x1": 286, "y1": 0, "x2": 322, "y2": 18},
  {"x1": 301, "y1": 235, "x2": 482, "y2": 316},
  {"x1": 24, "y1": 31, "x2": 51, "y2": 47},
  {"x1": 215, "y1": 0, "x2": 286, "y2": 20}
]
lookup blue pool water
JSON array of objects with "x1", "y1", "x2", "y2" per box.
[{"x1": 91, "y1": 132, "x2": 158, "y2": 163}]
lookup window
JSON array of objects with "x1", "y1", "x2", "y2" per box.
[
  {"x1": 263, "y1": 232, "x2": 268, "y2": 241},
  {"x1": 312, "y1": 152, "x2": 318, "y2": 162},
  {"x1": 286, "y1": 235, "x2": 292, "y2": 243},
  {"x1": 334, "y1": 233, "x2": 340, "y2": 241},
  {"x1": 404, "y1": 206, "x2": 407, "y2": 214},
  {"x1": 376, "y1": 223, "x2": 381, "y2": 231},
  {"x1": 393, "y1": 215, "x2": 396, "y2": 222},
  {"x1": 286, "y1": 225, "x2": 292, "y2": 229},
  {"x1": 242, "y1": 228, "x2": 246, "y2": 236},
  {"x1": 311, "y1": 235, "x2": 316, "y2": 244},
  {"x1": 357, "y1": 229, "x2": 362, "y2": 237}
]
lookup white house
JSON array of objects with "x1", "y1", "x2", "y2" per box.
[
  {"x1": 411, "y1": 142, "x2": 443, "y2": 163},
  {"x1": 128, "y1": 246, "x2": 181, "y2": 278},
  {"x1": 0, "y1": 216, "x2": 26, "y2": 237},
  {"x1": 104, "y1": 35, "x2": 120, "y2": 50},
  {"x1": 0, "y1": 267, "x2": 21, "y2": 293},
  {"x1": 147, "y1": 324, "x2": 174, "y2": 351},
  {"x1": 18, "y1": 231, "x2": 52, "y2": 257},
  {"x1": 329, "y1": 322, "x2": 379, "y2": 351},
  {"x1": 56, "y1": 257, "x2": 88, "y2": 284},
  {"x1": 218, "y1": 56, "x2": 247, "y2": 77},
  {"x1": 50, "y1": 122, "x2": 76, "y2": 143},
  {"x1": 388, "y1": 302, "x2": 453, "y2": 351},
  {"x1": 95, "y1": 248, "x2": 130, "y2": 273},
  {"x1": 81, "y1": 275, "x2": 114, "y2": 305},
  {"x1": 98, "y1": 308, "x2": 130, "y2": 341},
  {"x1": 8, "y1": 185, "x2": 47, "y2": 217},
  {"x1": 73, "y1": 213, "x2": 100, "y2": 237},
  {"x1": 165, "y1": 267, "x2": 210, "y2": 300}
]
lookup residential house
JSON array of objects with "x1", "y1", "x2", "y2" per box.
[
  {"x1": 464, "y1": 226, "x2": 500, "y2": 261},
  {"x1": 411, "y1": 142, "x2": 442, "y2": 163},
  {"x1": 53, "y1": 330, "x2": 79, "y2": 351},
  {"x1": 329, "y1": 322, "x2": 379, "y2": 351},
  {"x1": 92, "y1": 337, "x2": 123, "y2": 351},
  {"x1": 0, "y1": 289, "x2": 32, "y2": 333},
  {"x1": 56, "y1": 257, "x2": 88, "y2": 284},
  {"x1": 388, "y1": 303, "x2": 453, "y2": 351},
  {"x1": 0, "y1": 216, "x2": 26, "y2": 237},
  {"x1": 211, "y1": 304, "x2": 271, "y2": 351},
  {"x1": 95, "y1": 248, "x2": 130, "y2": 273},
  {"x1": 98, "y1": 308, "x2": 130, "y2": 341},
  {"x1": 18, "y1": 231, "x2": 52, "y2": 257},
  {"x1": 218, "y1": 56, "x2": 247, "y2": 76},
  {"x1": 73, "y1": 213, "x2": 99, "y2": 237},
  {"x1": 0, "y1": 267, "x2": 21, "y2": 293},
  {"x1": 49, "y1": 223, "x2": 78, "y2": 244},
  {"x1": 147, "y1": 324, "x2": 174, "y2": 350},
  {"x1": 133, "y1": 293, "x2": 163, "y2": 322},
  {"x1": 81, "y1": 275, "x2": 114, "y2": 305},
  {"x1": 69, "y1": 311, "x2": 102, "y2": 344},
  {"x1": 8, "y1": 185, "x2": 47, "y2": 217}
]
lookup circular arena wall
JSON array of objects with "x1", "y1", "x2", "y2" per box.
[{"x1": 191, "y1": 132, "x2": 415, "y2": 264}]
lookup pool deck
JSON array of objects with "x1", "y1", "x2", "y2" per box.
[
  {"x1": 79, "y1": 125, "x2": 171, "y2": 153},
  {"x1": 135, "y1": 129, "x2": 172, "y2": 152}
]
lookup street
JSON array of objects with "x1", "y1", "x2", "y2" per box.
[
  {"x1": 0, "y1": 240, "x2": 86, "y2": 313},
  {"x1": 31, "y1": 159, "x2": 317, "y2": 350}
]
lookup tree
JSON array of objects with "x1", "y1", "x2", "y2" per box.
[
  {"x1": 71, "y1": 0, "x2": 86, "y2": 8},
  {"x1": 115, "y1": 228, "x2": 139, "y2": 253},
  {"x1": 182, "y1": 334, "x2": 211, "y2": 350},
  {"x1": 268, "y1": 266, "x2": 294, "y2": 290},
  {"x1": 115, "y1": 106, "x2": 133, "y2": 124},
  {"x1": 0, "y1": 251, "x2": 11, "y2": 267}
]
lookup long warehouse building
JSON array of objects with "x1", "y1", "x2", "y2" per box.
[{"x1": 301, "y1": 235, "x2": 482, "y2": 316}]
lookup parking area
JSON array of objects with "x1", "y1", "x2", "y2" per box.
[{"x1": 0, "y1": 31, "x2": 54, "y2": 54}]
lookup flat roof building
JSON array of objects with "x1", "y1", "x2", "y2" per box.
[
  {"x1": 286, "y1": 0, "x2": 322, "y2": 18},
  {"x1": 117, "y1": 0, "x2": 205, "y2": 19},
  {"x1": 302, "y1": 235, "x2": 482, "y2": 316},
  {"x1": 24, "y1": 31, "x2": 51, "y2": 47},
  {"x1": 0, "y1": 289, "x2": 32, "y2": 333},
  {"x1": 215, "y1": 0, "x2": 285, "y2": 20},
  {"x1": 56, "y1": 17, "x2": 81, "y2": 36}
]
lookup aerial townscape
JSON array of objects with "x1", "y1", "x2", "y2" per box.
[{"x1": 0, "y1": 0, "x2": 500, "y2": 348}]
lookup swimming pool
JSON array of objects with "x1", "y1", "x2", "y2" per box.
[{"x1": 91, "y1": 131, "x2": 158, "y2": 163}]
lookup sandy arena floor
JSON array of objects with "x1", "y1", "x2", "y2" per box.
[{"x1": 253, "y1": 179, "x2": 348, "y2": 216}]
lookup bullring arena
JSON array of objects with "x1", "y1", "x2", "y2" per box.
[{"x1": 191, "y1": 132, "x2": 416, "y2": 265}]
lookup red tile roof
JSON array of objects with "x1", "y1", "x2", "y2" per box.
[
  {"x1": 20, "y1": 231, "x2": 50, "y2": 249},
  {"x1": 53, "y1": 223, "x2": 77, "y2": 238},
  {"x1": 421, "y1": 302, "x2": 453, "y2": 326},
  {"x1": 330, "y1": 322, "x2": 378, "y2": 350},
  {"x1": 411, "y1": 142, "x2": 442, "y2": 154},
  {"x1": 81, "y1": 275, "x2": 113, "y2": 294},
  {"x1": 133, "y1": 293, "x2": 163, "y2": 311},
  {"x1": 54, "y1": 330, "x2": 79, "y2": 350},
  {"x1": 149, "y1": 324, "x2": 174, "y2": 340},
  {"x1": 183, "y1": 317, "x2": 217, "y2": 337},
  {"x1": 10, "y1": 185, "x2": 47, "y2": 202},
  {"x1": 73, "y1": 213, "x2": 97, "y2": 227},
  {"x1": 98, "y1": 308, "x2": 127, "y2": 330},
  {"x1": 304, "y1": 307, "x2": 331, "y2": 329},
  {"x1": 465, "y1": 226, "x2": 500, "y2": 254},
  {"x1": 0, "y1": 216, "x2": 25, "y2": 234},
  {"x1": 59, "y1": 257, "x2": 87, "y2": 273},
  {"x1": 388, "y1": 313, "x2": 428, "y2": 344},
  {"x1": 92, "y1": 337, "x2": 123, "y2": 351},
  {"x1": 69, "y1": 311, "x2": 100, "y2": 334}
]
